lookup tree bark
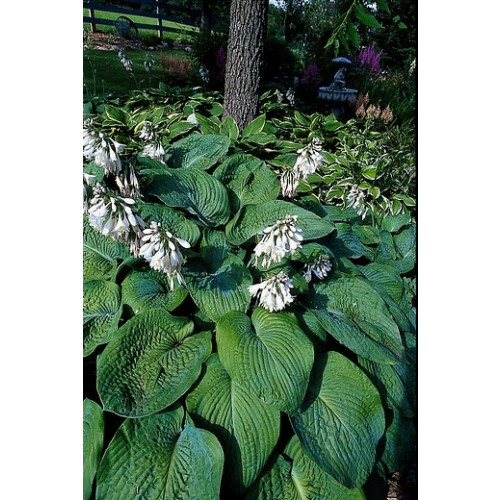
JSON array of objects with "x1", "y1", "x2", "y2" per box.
[{"x1": 223, "y1": 0, "x2": 268, "y2": 129}]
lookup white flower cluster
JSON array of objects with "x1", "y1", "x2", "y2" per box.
[
  {"x1": 143, "y1": 53, "x2": 155, "y2": 73},
  {"x1": 88, "y1": 184, "x2": 145, "y2": 247},
  {"x1": 286, "y1": 88, "x2": 295, "y2": 106},
  {"x1": 83, "y1": 173, "x2": 97, "y2": 215},
  {"x1": 115, "y1": 164, "x2": 141, "y2": 199},
  {"x1": 274, "y1": 89, "x2": 284, "y2": 103},
  {"x1": 303, "y1": 254, "x2": 332, "y2": 283},
  {"x1": 138, "y1": 121, "x2": 165, "y2": 161},
  {"x1": 346, "y1": 185, "x2": 367, "y2": 219},
  {"x1": 248, "y1": 271, "x2": 294, "y2": 313},
  {"x1": 83, "y1": 120, "x2": 125, "y2": 174},
  {"x1": 118, "y1": 49, "x2": 133, "y2": 72},
  {"x1": 281, "y1": 138, "x2": 325, "y2": 198},
  {"x1": 199, "y1": 65, "x2": 210, "y2": 84},
  {"x1": 139, "y1": 221, "x2": 191, "y2": 289},
  {"x1": 254, "y1": 215, "x2": 303, "y2": 268}
]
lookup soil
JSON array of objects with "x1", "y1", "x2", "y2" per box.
[{"x1": 83, "y1": 31, "x2": 190, "y2": 52}]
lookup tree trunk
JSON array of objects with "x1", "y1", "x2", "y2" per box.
[{"x1": 223, "y1": 0, "x2": 268, "y2": 129}]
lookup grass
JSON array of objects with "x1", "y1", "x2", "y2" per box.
[{"x1": 83, "y1": 48, "x2": 194, "y2": 96}]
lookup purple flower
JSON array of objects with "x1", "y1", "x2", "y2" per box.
[{"x1": 357, "y1": 43, "x2": 383, "y2": 77}]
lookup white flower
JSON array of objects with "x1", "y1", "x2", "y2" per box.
[
  {"x1": 92, "y1": 134, "x2": 125, "y2": 174},
  {"x1": 143, "y1": 53, "x2": 155, "y2": 72},
  {"x1": 293, "y1": 138, "x2": 324, "y2": 180},
  {"x1": 346, "y1": 185, "x2": 367, "y2": 219},
  {"x1": 280, "y1": 169, "x2": 300, "y2": 198},
  {"x1": 139, "y1": 121, "x2": 155, "y2": 142},
  {"x1": 115, "y1": 164, "x2": 141, "y2": 198},
  {"x1": 254, "y1": 215, "x2": 303, "y2": 268},
  {"x1": 199, "y1": 65, "x2": 210, "y2": 83},
  {"x1": 274, "y1": 89, "x2": 284, "y2": 103},
  {"x1": 88, "y1": 184, "x2": 145, "y2": 245},
  {"x1": 141, "y1": 141, "x2": 165, "y2": 161},
  {"x1": 83, "y1": 119, "x2": 99, "y2": 160},
  {"x1": 248, "y1": 271, "x2": 295, "y2": 312},
  {"x1": 118, "y1": 50, "x2": 133, "y2": 72},
  {"x1": 186, "y1": 113, "x2": 199, "y2": 125},
  {"x1": 83, "y1": 173, "x2": 97, "y2": 214},
  {"x1": 139, "y1": 221, "x2": 191, "y2": 289},
  {"x1": 286, "y1": 88, "x2": 295, "y2": 106},
  {"x1": 303, "y1": 254, "x2": 332, "y2": 283}
]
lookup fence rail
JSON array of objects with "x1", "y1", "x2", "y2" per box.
[{"x1": 84, "y1": 0, "x2": 226, "y2": 40}]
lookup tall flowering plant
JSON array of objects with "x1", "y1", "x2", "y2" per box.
[{"x1": 357, "y1": 43, "x2": 383, "y2": 77}]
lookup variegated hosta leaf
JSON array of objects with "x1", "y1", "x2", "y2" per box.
[
  {"x1": 83, "y1": 399, "x2": 104, "y2": 500},
  {"x1": 246, "y1": 436, "x2": 366, "y2": 499},
  {"x1": 96, "y1": 405, "x2": 224, "y2": 500},
  {"x1": 183, "y1": 255, "x2": 253, "y2": 323},
  {"x1": 310, "y1": 274, "x2": 405, "y2": 364},
  {"x1": 291, "y1": 352, "x2": 385, "y2": 489},
  {"x1": 225, "y1": 200, "x2": 335, "y2": 245},
  {"x1": 216, "y1": 308, "x2": 314, "y2": 414},
  {"x1": 142, "y1": 167, "x2": 230, "y2": 227},
  {"x1": 213, "y1": 153, "x2": 280, "y2": 212},
  {"x1": 167, "y1": 133, "x2": 230, "y2": 170},
  {"x1": 186, "y1": 354, "x2": 281, "y2": 493},
  {"x1": 137, "y1": 202, "x2": 201, "y2": 247},
  {"x1": 83, "y1": 280, "x2": 122, "y2": 357},
  {"x1": 83, "y1": 217, "x2": 130, "y2": 281},
  {"x1": 121, "y1": 270, "x2": 188, "y2": 314},
  {"x1": 97, "y1": 310, "x2": 211, "y2": 417}
]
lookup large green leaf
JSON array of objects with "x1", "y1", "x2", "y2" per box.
[
  {"x1": 359, "y1": 263, "x2": 404, "y2": 303},
  {"x1": 183, "y1": 255, "x2": 253, "y2": 323},
  {"x1": 310, "y1": 275, "x2": 405, "y2": 364},
  {"x1": 83, "y1": 399, "x2": 104, "y2": 500},
  {"x1": 246, "y1": 436, "x2": 366, "y2": 499},
  {"x1": 186, "y1": 354, "x2": 281, "y2": 493},
  {"x1": 83, "y1": 280, "x2": 122, "y2": 357},
  {"x1": 213, "y1": 154, "x2": 280, "y2": 212},
  {"x1": 83, "y1": 217, "x2": 130, "y2": 281},
  {"x1": 121, "y1": 270, "x2": 188, "y2": 314},
  {"x1": 142, "y1": 167, "x2": 230, "y2": 227},
  {"x1": 97, "y1": 310, "x2": 211, "y2": 417},
  {"x1": 381, "y1": 411, "x2": 416, "y2": 474},
  {"x1": 137, "y1": 202, "x2": 201, "y2": 246},
  {"x1": 166, "y1": 133, "x2": 230, "y2": 170},
  {"x1": 216, "y1": 308, "x2": 314, "y2": 414},
  {"x1": 359, "y1": 357, "x2": 416, "y2": 418},
  {"x1": 96, "y1": 405, "x2": 224, "y2": 499},
  {"x1": 291, "y1": 352, "x2": 385, "y2": 488},
  {"x1": 226, "y1": 200, "x2": 334, "y2": 245}
]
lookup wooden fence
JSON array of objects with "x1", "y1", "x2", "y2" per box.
[{"x1": 83, "y1": 0, "x2": 226, "y2": 40}]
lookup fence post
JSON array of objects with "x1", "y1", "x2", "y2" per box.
[
  {"x1": 88, "y1": 5, "x2": 97, "y2": 33},
  {"x1": 156, "y1": 0, "x2": 163, "y2": 41}
]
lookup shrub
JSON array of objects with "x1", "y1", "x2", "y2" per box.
[
  {"x1": 83, "y1": 89, "x2": 416, "y2": 500},
  {"x1": 159, "y1": 52, "x2": 194, "y2": 86}
]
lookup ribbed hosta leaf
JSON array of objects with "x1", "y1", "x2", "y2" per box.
[
  {"x1": 83, "y1": 217, "x2": 130, "y2": 281},
  {"x1": 216, "y1": 308, "x2": 314, "y2": 414},
  {"x1": 183, "y1": 255, "x2": 253, "y2": 323},
  {"x1": 121, "y1": 270, "x2": 188, "y2": 314},
  {"x1": 83, "y1": 280, "x2": 122, "y2": 357},
  {"x1": 142, "y1": 167, "x2": 230, "y2": 227},
  {"x1": 226, "y1": 200, "x2": 334, "y2": 245},
  {"x1": 97, "y1": 310, "x2": 211, "y2": 417},
  {"x1": 246, "y1": 436, "x2": 366, "y2": 499},
  {"x1": 137, "y1": 202, "x2": 201, "y2": 246},
  {"x1": 310, "y1": 275, "x2": 405, "y2": 364},
  {"x1": 96, "y1": 405, "x2": 224, "y2": 499},
  {"x1": 213, "y1": 154, "x2": 280, "y2": 212},
  {"x1": 291, "y1": 352, "x2": 385, "y2": 488},
  {"x1": 359, "y1": 263, "x2": 404, "y2": 303},
  {"x1": 359, "y1": 357, "x2": 416, "y2": 418},
  {"x1": 167, "y1": 133, "x2": 230, "y2": 170},
  {"x1": 186, "y1": 354, "x2": 281, "y2": 493},
  {"x1": 381, "y1": 410, "x2": 416, "y2": 474},
  {"x1": 83, "y1": 399, "x2": 104, "y2": 500}
]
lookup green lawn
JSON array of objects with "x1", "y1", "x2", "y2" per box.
[
  {"x1": 83, "y1": 48, "x2": 192, "y2": 96},
  {"x1": 83, "y1": 8, "x2": 198, "y2": 44}
]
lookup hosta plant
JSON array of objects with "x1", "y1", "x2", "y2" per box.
[{"x1": 83, "y1": 89, "x2": 416, "y2": 499}]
